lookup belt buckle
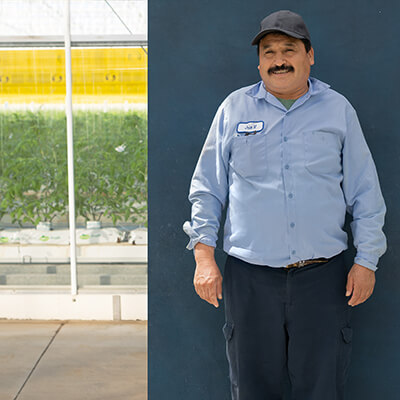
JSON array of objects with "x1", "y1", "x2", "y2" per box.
[{"x1": 285, "y1": 260, "x2": 305, "y2": 269}]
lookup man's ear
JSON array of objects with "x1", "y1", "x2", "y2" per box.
[
  {"x1": 257, "y1": 65, "x2": 260, "y2": 70},
  {"x1": 308, "y1": 47, "x2": 315, "y2": 66}
]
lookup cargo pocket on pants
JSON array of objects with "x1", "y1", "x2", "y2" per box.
[
  {"x1": 223, "y1": 321, "x2": 238, "y2": 387},
  {"x1": 339, "y1": 326, "x2": 353, "y2": 384}
]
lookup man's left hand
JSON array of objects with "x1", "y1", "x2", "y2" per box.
[{"x1": 345, "y1": 263, "x2": 376, "y2": 307}]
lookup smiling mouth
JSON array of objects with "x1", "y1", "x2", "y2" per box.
[{"x1": 272, "y1": 70, "x2": 291, "y2": 74}]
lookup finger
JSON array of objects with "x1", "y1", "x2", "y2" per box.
[
  {"x1": 348, "y1": 293, "x2": 360, "y2": 306},
  {"x1": 217, "y1": 280, "x2": 223, "y2": 300},
  {"x1": 352, "y1": 278, "x2": 376, "y2": 305},
  {"x1": 194, "y1": 281, "x2": 207, "y2": 302},
  {"x1": 360, "y1": 288, "x2": 374, "y2": 304},
  {"x1": 194, "y1": 275, "x2": 209, "y2": 295},
  {"x1": 206, "y1": 285, "x2": 219, "y2": 308},
  {"x1": 348, "y1": 285, "x2": 362, "y2": 306},
  {"x1": 195, "y1": 285, "x2": 205, "y2": 301},
  {"x1": 359, "y1": 284, "x2": 375, "y2": 301},
  {"x1": 354, "y1": 292, "x2": 368, "y2": 306},
  {"x1": 193, "y1": 279, "x2": 200, "y2": 295},
  {"x1": 345, "y1": 275, "x2": 354, "y2": 297},
  {"x1": 193, "y1": 278, "x2": 200, "y2": 291},
  {"x1": 197, "y1": 283, "x2": 211, "y2": 304},
  {"x1": 213, "y1": 279, "x2": 223, "y2": 306}
]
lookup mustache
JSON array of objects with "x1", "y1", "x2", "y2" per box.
[{"x1": 268, "y1": 64, "x2": 294, "y2": 74}]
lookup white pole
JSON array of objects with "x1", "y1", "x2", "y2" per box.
[{"x1": 64, "y1": 0, "x2": 78, "y2": 296}]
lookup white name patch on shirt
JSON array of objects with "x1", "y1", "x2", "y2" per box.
[{"x1": 236, "y1": 121, "x2": 264, "y2": 135}]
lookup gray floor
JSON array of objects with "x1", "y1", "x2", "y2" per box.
[{"x1": 0, "y1": 320, "x2": 147, "y2": 400}]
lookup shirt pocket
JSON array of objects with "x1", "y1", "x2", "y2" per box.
[
  {"x1": 229, "y1": 133, "x2": 268, "y2": 178},
  {"x1": 303, "y1": 130, "x2": 342, "y2": 175}
]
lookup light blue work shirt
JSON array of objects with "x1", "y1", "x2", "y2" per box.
[{"x1": 183, "y1": 77, "x2": 386, "y2": 271}]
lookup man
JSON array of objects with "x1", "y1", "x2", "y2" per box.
[{"x1": 183, "y1": 10, "x2": 386, "y2": 400}]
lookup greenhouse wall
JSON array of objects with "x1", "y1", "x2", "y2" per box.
[{"x1": 0, "y1": 1, "x2": 148, "y2": 299}]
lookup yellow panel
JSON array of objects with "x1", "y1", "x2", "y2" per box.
[{"x1": 0, "y1": 47, "x2": 147, "y2": 104}]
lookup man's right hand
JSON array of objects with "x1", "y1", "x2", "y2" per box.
[{"x1": 193, "y1": 243, "x2": 223, "y2": 308}]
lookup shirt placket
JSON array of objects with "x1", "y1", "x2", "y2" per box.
[{"x1": 280, "y1": 111, "x2": 299, "y2": 262}]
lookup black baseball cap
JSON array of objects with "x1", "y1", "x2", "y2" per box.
[{"x1": 251, "y1": 10, "x2": 311, "y2": 46}]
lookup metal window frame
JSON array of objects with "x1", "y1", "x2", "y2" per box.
[{"x1": 0, "y1": 34, "x2": 147, "y2": 48}]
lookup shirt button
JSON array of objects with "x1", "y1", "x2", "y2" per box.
[
  {"x1": 285, "y1": 164, "x2": 290, "y2": 169},
  {"x1": 283, "y1": 136, "x2": 288, "y2": 142},
  {"x1": 288, "y1": 193, "x2": 294, "y2": 199},
  {"x1": 290, "y1": 222, "x2": 295, "y2": 228}
]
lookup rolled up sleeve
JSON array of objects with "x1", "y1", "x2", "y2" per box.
[
  {"x1": 183, "y1": 102, "x2": 230, "y2": 250},
  {"x1": 342, "y1": 105, "x2": 387, "y2": 271}
]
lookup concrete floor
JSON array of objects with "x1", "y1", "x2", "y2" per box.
[{"x1": 0, "y1": 320, "x2": 147, "y2": 400}]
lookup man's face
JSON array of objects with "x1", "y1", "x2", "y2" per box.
[{"x1": 258, "y1": 33, "x2": 315, "y2": 99}]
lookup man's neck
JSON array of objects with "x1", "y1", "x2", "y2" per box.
[{"x1": 264, "y1": 81, "x2": 310, "y2": 100}]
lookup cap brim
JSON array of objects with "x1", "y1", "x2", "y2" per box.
[{"x1": 251, "y1": 28, "x2": 306, "y2": 45}]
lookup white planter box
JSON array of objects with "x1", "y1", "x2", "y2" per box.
[{"x1": 0, "y1": 243, "x2": 147, "y2": 263}]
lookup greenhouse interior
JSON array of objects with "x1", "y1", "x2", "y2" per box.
[{"x1": 0, "y1": 0, "x2": 147, "y2": 320}]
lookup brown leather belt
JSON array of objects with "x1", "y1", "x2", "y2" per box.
[{"x1": 284, "y1": 257, "x2": 330, "y2": 269}]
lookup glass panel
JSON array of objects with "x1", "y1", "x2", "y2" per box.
[
  {"x1": 0, "y1": 0, "x2": 147, "y2": 36},
  {"x1": 0, "y1": 47, "x2": 69, "y2": 286},
  {"x1": 72, "y1": 46, "x2": 147, "y2": 289},
  {"x1": 0, "y1": 0, "x2": 148, "y2": 290},
  {"x1": 0, "y1": 45, "x2": 148, "y2": 289}
]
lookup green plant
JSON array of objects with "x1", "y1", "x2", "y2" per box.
[
  {"x1": 0, "y1": 110, "x2": 68, "y2": 225},
  {"x1": 0, "y1": 110, "x2": 147, "y2": 226},
  {"x1": 74, "y1": 110, "x2": 147, "y2": 225}
]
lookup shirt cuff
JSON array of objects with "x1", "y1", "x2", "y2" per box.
[
  {"x1": 183, "y1": 221, "x2": 216, "y2": 250},
  {"x1": 354, "y1": 252, "x2": 379, "y2": 271}
]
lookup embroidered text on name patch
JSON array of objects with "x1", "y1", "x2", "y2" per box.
[{"x1": 237, "y1": 121, "x2": 264, "y2": 135}]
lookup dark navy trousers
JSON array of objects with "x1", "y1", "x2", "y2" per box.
[{"x1": 222, "y1": 252, "x2": 353, "y2": 400}]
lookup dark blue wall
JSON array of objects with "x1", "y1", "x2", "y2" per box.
[{"x1": 149, "y1": 1, "x2": 400, "y2": 398}]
